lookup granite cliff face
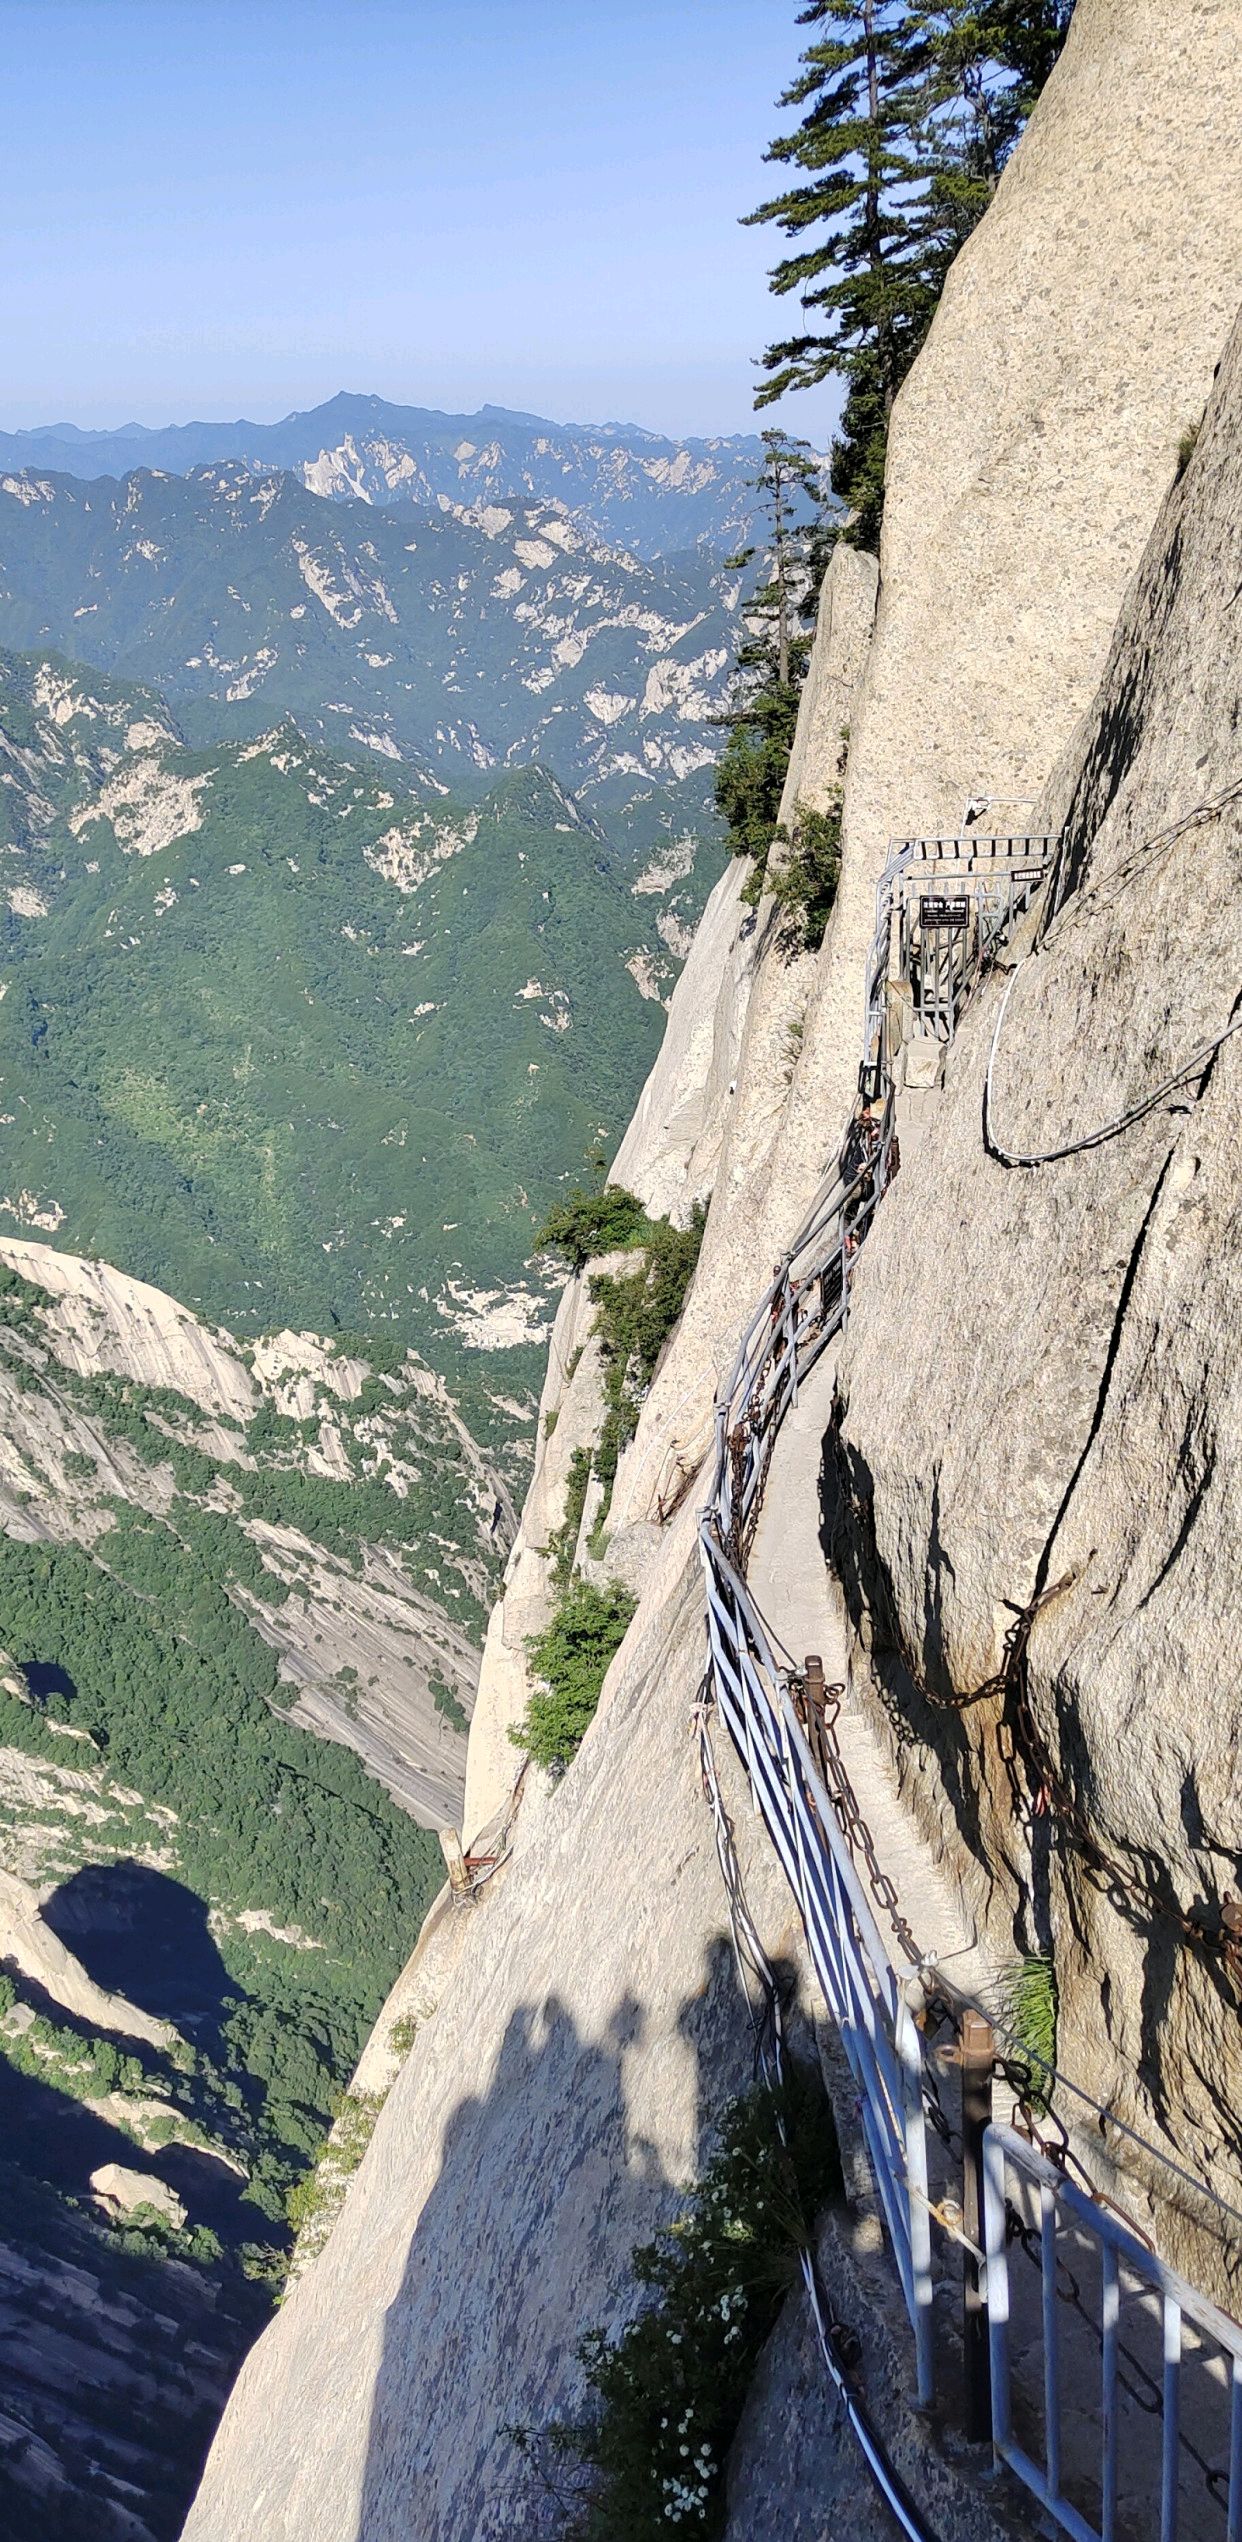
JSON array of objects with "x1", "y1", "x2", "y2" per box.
[
  {"x1": 574, "y1": 0, "x2": 1242, "y2": 1572},
  {"x1": 182, "y1": 5, "x2": 1242, "y2": 2534},
  {"x1": 829, "y1": 309, "x2": 1242, "y2": 2287}
]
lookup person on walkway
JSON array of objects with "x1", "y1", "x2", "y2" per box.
[{"x1": 842, "y1": 1102, "x2": 881, "y2": 1187}]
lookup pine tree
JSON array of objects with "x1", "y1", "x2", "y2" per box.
[
  {"x1": 746, "y1": 1, "x2": 1076, "y2": 549},
  {"x1": 714, "y1": 429, "x2": 825, "y2": 888},
  {"x1": 911, "y1": 1, "x2": 1075, "y2": 272},
  {"x1": 744, "y1": 3, "x2": 938, "y2": 548}
]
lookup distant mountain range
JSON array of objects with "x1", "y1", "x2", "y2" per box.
[
  {"x1": 0, "y1": 404, "x2": 741, "y2": 1380},
  {"x1": 0, "y1": 460, "x2": 736, "y2": 810},
  {"x1": 0, "y1": 393, "x2": 779, "y2": 559}
]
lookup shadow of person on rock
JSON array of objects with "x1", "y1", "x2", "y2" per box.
[{"x1": 352, "y1": 1934, "x2": 774, "y2": 2542}]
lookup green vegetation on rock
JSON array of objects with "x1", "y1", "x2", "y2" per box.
[
  {"x1": 765, "y1": 792, "x2": 844, "y2": 954},
  {"x1": 713, "y1": 433, "x2": 825, "y2": 894},
  {"x1": 588, "y1": 1204, "x2": 706, "y2": 1526},
  {"x1": 513, "y1": 1578, "x2": 638, "y2": 1775},
  {"x1": 285, "y1": 2088, "x2": 386, "y2": 2239},
  {"x1": 1000, "y1": 1952, "x2": 1058, "y2": 2111},
  {"x1": 0, "y1": 672, "x2": 718, "y2": 1451},
  {"x1": 509, "y1": 2071, "x2": 841, "y2": 2538},
  {"x1": 538, "y1": 1184, "x2": 706, "y2": 1539},
  {"x1": 0, "y1": 1532, "x2": 441, "y2": 2197},
  {"x1": 536, "y1": 1183, "x2": 654, "y2": 1273},
  {"x1": 547, "y1": 1446, "x2": 593, "y2": 1589}
]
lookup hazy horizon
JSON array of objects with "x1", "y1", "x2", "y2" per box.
[
  {"x1": 0, "y1": 387, "x2": 793, "y2": 447},
  {"x1": 0, "y1": 0, "x2": 841, "y2": 449}
]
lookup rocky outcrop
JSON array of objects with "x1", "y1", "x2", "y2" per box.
[
  {"x1": 0, "y1": 1237, "x2": 257, "y2": 1426},
  {"x1": 463, "y1": 1265, "x2": 608, "y2": 1838},
  {"x1": 90, "y1": 2161, "x2": 186, "y2": 2228},
  {"x1": 189, "y1": 1495, "x2": 1011, "y2": 2542},
  {"x1": 0, "y1": 1240, "x2": 490, "y2": 1824},
  {"x1": 828, "y1": 306, "x2": 1242, "y2": 2288},
  {"x1": 186, "y1": 1517, "x2": 812, "y2": 2541},
  {"x1": 0, "y1": 1866, "x2": 172, "y2": 2048}
]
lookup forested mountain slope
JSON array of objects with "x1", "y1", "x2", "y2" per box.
[
  {"x1": 0, "y1": 463, "x2": 734, "y2": 815},
  {"x1": 0, "y1": 401, "x2": 732, "y2": 2542},
  {"x1": 0, "y1": 634, "x2": 718, "y2": 2531},
  {"x1": 0, "y1": 393, "x2": 772, "y2": 559},
  {"x1": 0, "y1": 649, "x2": 711, "y2": 1443}
]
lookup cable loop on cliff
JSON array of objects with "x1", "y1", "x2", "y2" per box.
[
  {"x1": 984, "y1": 964, "x2": 1242, "y2": 1166},
  {"x1": 695, "y1": 808, "x2": 1242, "y2": 2531},
  {"x1": 990, "y1": 779, "x2": 1242, "y2": 1161}
]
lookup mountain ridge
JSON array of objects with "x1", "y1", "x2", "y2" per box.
[
  {"x1": 0, "y1": 643, "x2": 716, "y2": 1435},
  {"x1": 0, "y1": 461, "x2": 735, "y2": 811},
  {"x1": 0, "y1": 393, "x2": 783, "y2": 560}
]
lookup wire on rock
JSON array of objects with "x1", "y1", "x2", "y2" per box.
[
  {"x1": 1042, "y1": 774, "x2": 1242, "y2": 936},
  {"x1": 984, "y1": 964, "x2": 1242, "y2": 1167},
  {"x1": 991, "y1": 780, "x2": 1242, "y2": 1164}
]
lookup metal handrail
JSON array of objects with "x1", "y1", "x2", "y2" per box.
[
  {"x1": 984, "y1": 2128, "x2": 1242, "y2": 2542},
  {"x1": 699, "y1": 1077, "x2": 928, "y2": 2383},
  {"x1": 862, "y1": 833, "x2": 1057, "y2": 1075}
]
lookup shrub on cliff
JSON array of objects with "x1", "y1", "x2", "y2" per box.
[
  {"x1": 763, "y1": 792, "x2": 844, "y2": 954},
  {"x1": 536, "y1": 1184, "x2": 652, "y2": 1274},
  {"x1": 547, "y1": 1446, "x2": 592, "y2": 1588},
  {"x1": 713, "y1": 429, "x2": 824, "y2": 873},
  {"x1": 536, "y1": 1190, "x2": 706, "y2": 1550},
  {"x1": 512, "y1": 1577, "x2": 638, "y2": 1774},
  {"x1": 589, "y1": 1203, "x2": 707, "y2": 1527}
]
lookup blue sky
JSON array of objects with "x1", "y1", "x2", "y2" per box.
[{"x1": 1, "y1": 0, "x2": 839, "y2": 445}]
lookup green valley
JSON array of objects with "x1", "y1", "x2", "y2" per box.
[{"x1": 0, "y1": 651, "x2": 718, "y2": 1446}]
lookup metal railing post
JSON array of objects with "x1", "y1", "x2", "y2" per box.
[
  {"x1": 898, "y1": 1984, "x2": 936, "y2": 2411},
  {"x1": 439, "y1": 1825, "x2": 473, "y2": 1903},
  {"x1": 961, "y1": 2009, "x2": 994, "y2": 2441}
]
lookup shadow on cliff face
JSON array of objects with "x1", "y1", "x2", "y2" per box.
[
  {"x1": 355, "y1": 1933, "x2": 785, "y2": 2542},
  {"x1": 817, "y1": 1412, "x2": 998, "y2": 1896},
  {"x1": 41, "y1": 1859, "x2": 238, "y2": 2045}
]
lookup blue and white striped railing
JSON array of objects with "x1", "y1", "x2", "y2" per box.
[
  {"x1": 984, "y1": 2129, "x2": 1242, "y2": 2542},
  {"x1": 698, "y1": 1102, "x2": 937, "y2": 2399}
]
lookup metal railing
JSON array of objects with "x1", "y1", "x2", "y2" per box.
[
  {"x1": 984, "y1": 2129, "x2": 1242, "y2": 2542},
  {"x1": 861, "y1": 832, "x2": 1057, "y2": 1090},
  {"x1": 697, "y1": 826, "x2": 1242, "y2": 2537},
  {"x1": 702, "y1": 1502, "x2": 935, "y2": 2401}
]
